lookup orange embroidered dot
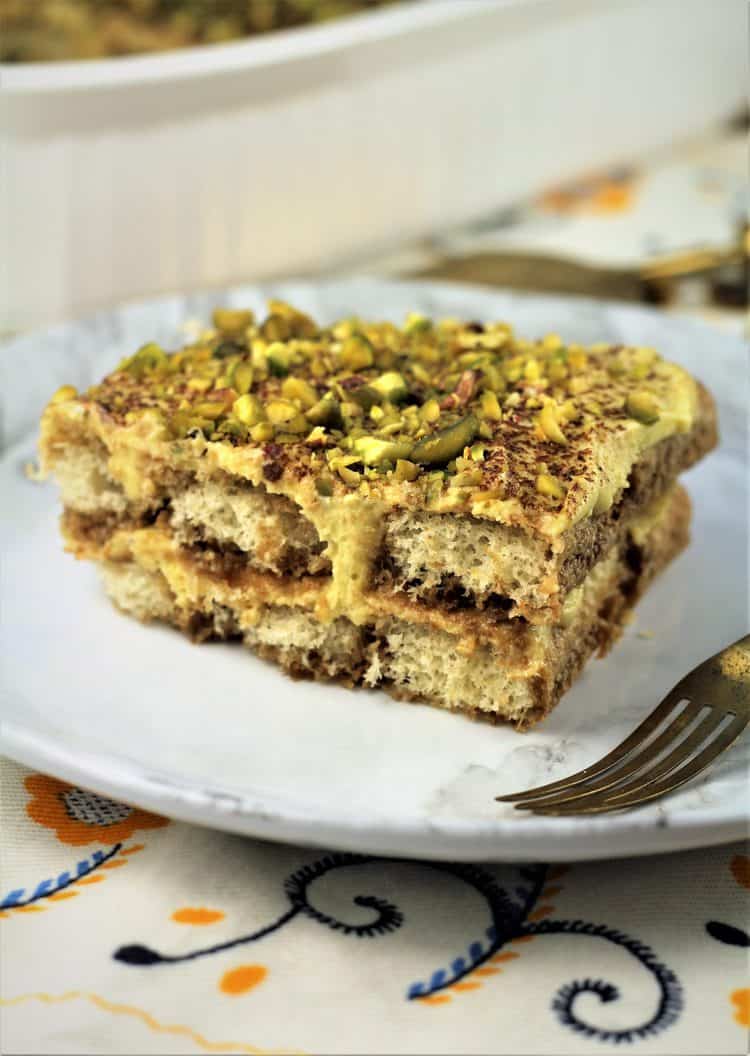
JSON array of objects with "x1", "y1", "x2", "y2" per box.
[
  {"x1": 731, "y1": 988, "x2": 749, "y2": 1027},
  {"x1": 172, "y1": 907, "x2": 225, "y2": 925},
  {"x1": 490, "y1": 951, "x2": 520, "y2": 964},
  {"x1": 591, "y1": 183, "x2": 634, "y2": 213},
  {"x1": 219, "y1": 965, "x2": 267, "y2": 995}
]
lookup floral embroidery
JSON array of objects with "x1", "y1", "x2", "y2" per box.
[
  {"x1": 0, "y1": 774, "x2": 167, "y2": 917},
  {"x1": 24, "y1": 774, "x2": 167, "y2": 847},
  {"x1": 537, "y1": 169, "x2": 636, "y2": 215},
  {"x1": 172, "y1": 908, "x2": 226, "y2": 925},
  {"x1": 0, "y1": 843, "x2": 147, "y2": 915},
  {"x1": 706, "y1": 921, "x2": 750, "y2": 947},
  {"x1": 705, "y1": 851, "x2": 750, "y2": 1027},
  {"x1": 0, "y1": 991, "x2": 295, "y2": 1055},
  {"x1": 220, "y1": 966, "x2": 268, "y2": 996},
  {"x1": 730, "y1": 988, "x2": 750, "y2": 1028},
  {"x1": 114, "y1": 853, "x2": 682, "y2": 1043},
  {"x1": 706, "y1": 853, "x2": 750, "y2": 948}
]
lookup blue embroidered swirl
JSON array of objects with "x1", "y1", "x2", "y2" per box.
[{"x1": 113, "y1": 853, "x2": 682, "y2": 1042}]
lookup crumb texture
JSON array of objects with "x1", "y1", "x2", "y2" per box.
[
  {"x1": 93, "y1": 486, "x2": 690, "y2": 728},
  {"x1": 171, "y1": 477, "x2": 329, "y2": 577}
]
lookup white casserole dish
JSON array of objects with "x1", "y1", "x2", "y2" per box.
[{"x1": 1, "y1": 0, "x2": 745, "y2": 330}]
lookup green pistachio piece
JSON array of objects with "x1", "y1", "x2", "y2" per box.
[
  {"x1": 411, "y1": 414, "x2": 479, "y2": 465},
  {"x1": 212, "y1": 308, "x2": 254, "y2": 334},
  {"x1": 625, "y1": 390, "x2": 660, "y2": 424},
  {"x1": 352, "y1": 436, "x2": 414, "y2": 466},
  {"x1": 368, "y1": 371, "x2": 408, "y2": 403},
  {"x1": 340, "y1": 333, "x2": 375, "y2": 370},
  {"x1": 305, "y1": 393, "x2": 343, "y2": 429},
  {"x1": 347, "y1": 383, "x2": 381, "y2": 410},
  {"x1": 266, "y1": 342, "x2": 290, "y2": 377}
]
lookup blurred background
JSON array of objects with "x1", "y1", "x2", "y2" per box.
[{"x1": 1, "y1": 0, "x2": 747, "y2": 333}]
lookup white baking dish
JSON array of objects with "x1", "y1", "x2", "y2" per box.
[{"x1": 1, "y1": 0, "x2": 745, "y2": 330}]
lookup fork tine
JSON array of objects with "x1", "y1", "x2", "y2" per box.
[
  {"x1": 511, "y1": 699, "x2": 706, "y2": 811},
  {"x1": 600, "y1": 713, "x2": 748, "y2": 809},
  {"x1": 496, "y1": 688, "x2": 690, "y2": 804},
  {"x1": 526, "y1": 708, "x2": 729, "y2": 815},
  {"x1": 604, "y1": 710, "x2": 730, "y2": 801}
]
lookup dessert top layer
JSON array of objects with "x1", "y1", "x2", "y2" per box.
[{"x1": 44, "y1": 300, "x2": 699, "y2": 537}]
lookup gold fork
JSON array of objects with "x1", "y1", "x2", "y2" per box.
[{"x1": 497, "y1": 635, "x2": 750, "y2": 816}]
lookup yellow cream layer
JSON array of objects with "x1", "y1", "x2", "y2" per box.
[
  {"x1": 41, "y1": 357, "x2": 696, "y2": 627},
  {"x1": 68, "y1": 485, "x2": 681, "y2": 674}
]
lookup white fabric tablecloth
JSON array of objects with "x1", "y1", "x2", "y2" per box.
[{"x1": 1, "y1": 759, "x2": 748, "y2": 1055}]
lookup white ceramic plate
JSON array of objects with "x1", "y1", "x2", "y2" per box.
[{"x1": 1, "y1": 279, "x2": 747, "y2": 861}]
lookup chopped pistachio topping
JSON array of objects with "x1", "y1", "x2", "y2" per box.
[
  {"x1": 353, "y1": 436, "x2": 413, "y2": 466},
  {"x1": 536, "y1": 473, "x2": 566, "y2": 499},
  {"x1": 233, "y1": 394, "x2": 263, "y2": 426},
  {"x1": 212, "y1": 308, "x2": 254, "y2": 334},
  {"x1": 193, "y1": 399, "x2": 230, "y2": 419},
  {"x1": 306, "y1": 394, "x2": 343, "y2": 429},
  {"x1": 266, "y1": 400, "x2": 307, "y2": 432},
  {"x1": 369, "y1": 371, "x2": 408, "y2": 403},
  {"x1": 50, "y1": 384, "x2": 78, "y2": 404},
  {"x1": 451, "y1": 467, "x2": 483, "y2": 488},
  {"x1": 119, "y1": 342, "x2": 166, "y2": 377},
  {"x1": 404, "y1": 312, "x2": 432, "y2": 335},
  {"x1": 231, "y1": 362, "x2": 254, "y2": 395},
  {"x1": 55, "y1": 299, "x2": 681, "y2": 504},
  {"x1": 626, "y1": 390, "x2": 661, "y2": 424},
  {"x1": 567, "y1": 348, "x2": 588, "y2": 373},
  {"x1": 412, "y1": 415, "x2": 478, "y2": 465},
  {"x1": 420, "y1": 398, "x2": 441, "y2": 423},
  {"x1": 336, "y1": 463, "x2": 360, "y2": 486},
  {"x1": 305, "y1": 425, "x2": 328, "y2": 446},
  {"x1": 281, "y1": 376, "x2": 317, "y2": 409},
  {"x1": 394, "y1": 458, "x2": 420, "y2": 481},
  {"x1": 524, "y1": 358, "x2": 542, "y2": 382},
  {"x1": 479, "y1": 390, "x2": 502, "y2": 421},
  {"x1": 266, "y1": 342, "x2": 290, "y2": 377},
  {"x1": 538, "y1": 402, "x2": 567, "y2": 445},
  {"x1": 340, "y1": 334, "x2": 374, "y2": 371},
  {"x1": 250, "y1": 421, "x2": 274, "y2": 442}
]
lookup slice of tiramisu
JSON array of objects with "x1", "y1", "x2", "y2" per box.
[{"x1": 40, "y1": 301, "x2": 716, "y2": 727}]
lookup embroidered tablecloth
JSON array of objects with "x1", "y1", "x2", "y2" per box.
[{"x1": 1, "y1": 759, "x2": 748, "y2": 1055}]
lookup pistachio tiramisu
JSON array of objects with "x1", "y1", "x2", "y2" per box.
[{"x1": 39, "y1": 301, "x2": 717, "y2": 727}]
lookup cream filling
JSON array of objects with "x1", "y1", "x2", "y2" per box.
[{"x1": 41, "y1": 360, "x2": 697, "y2": 626}]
